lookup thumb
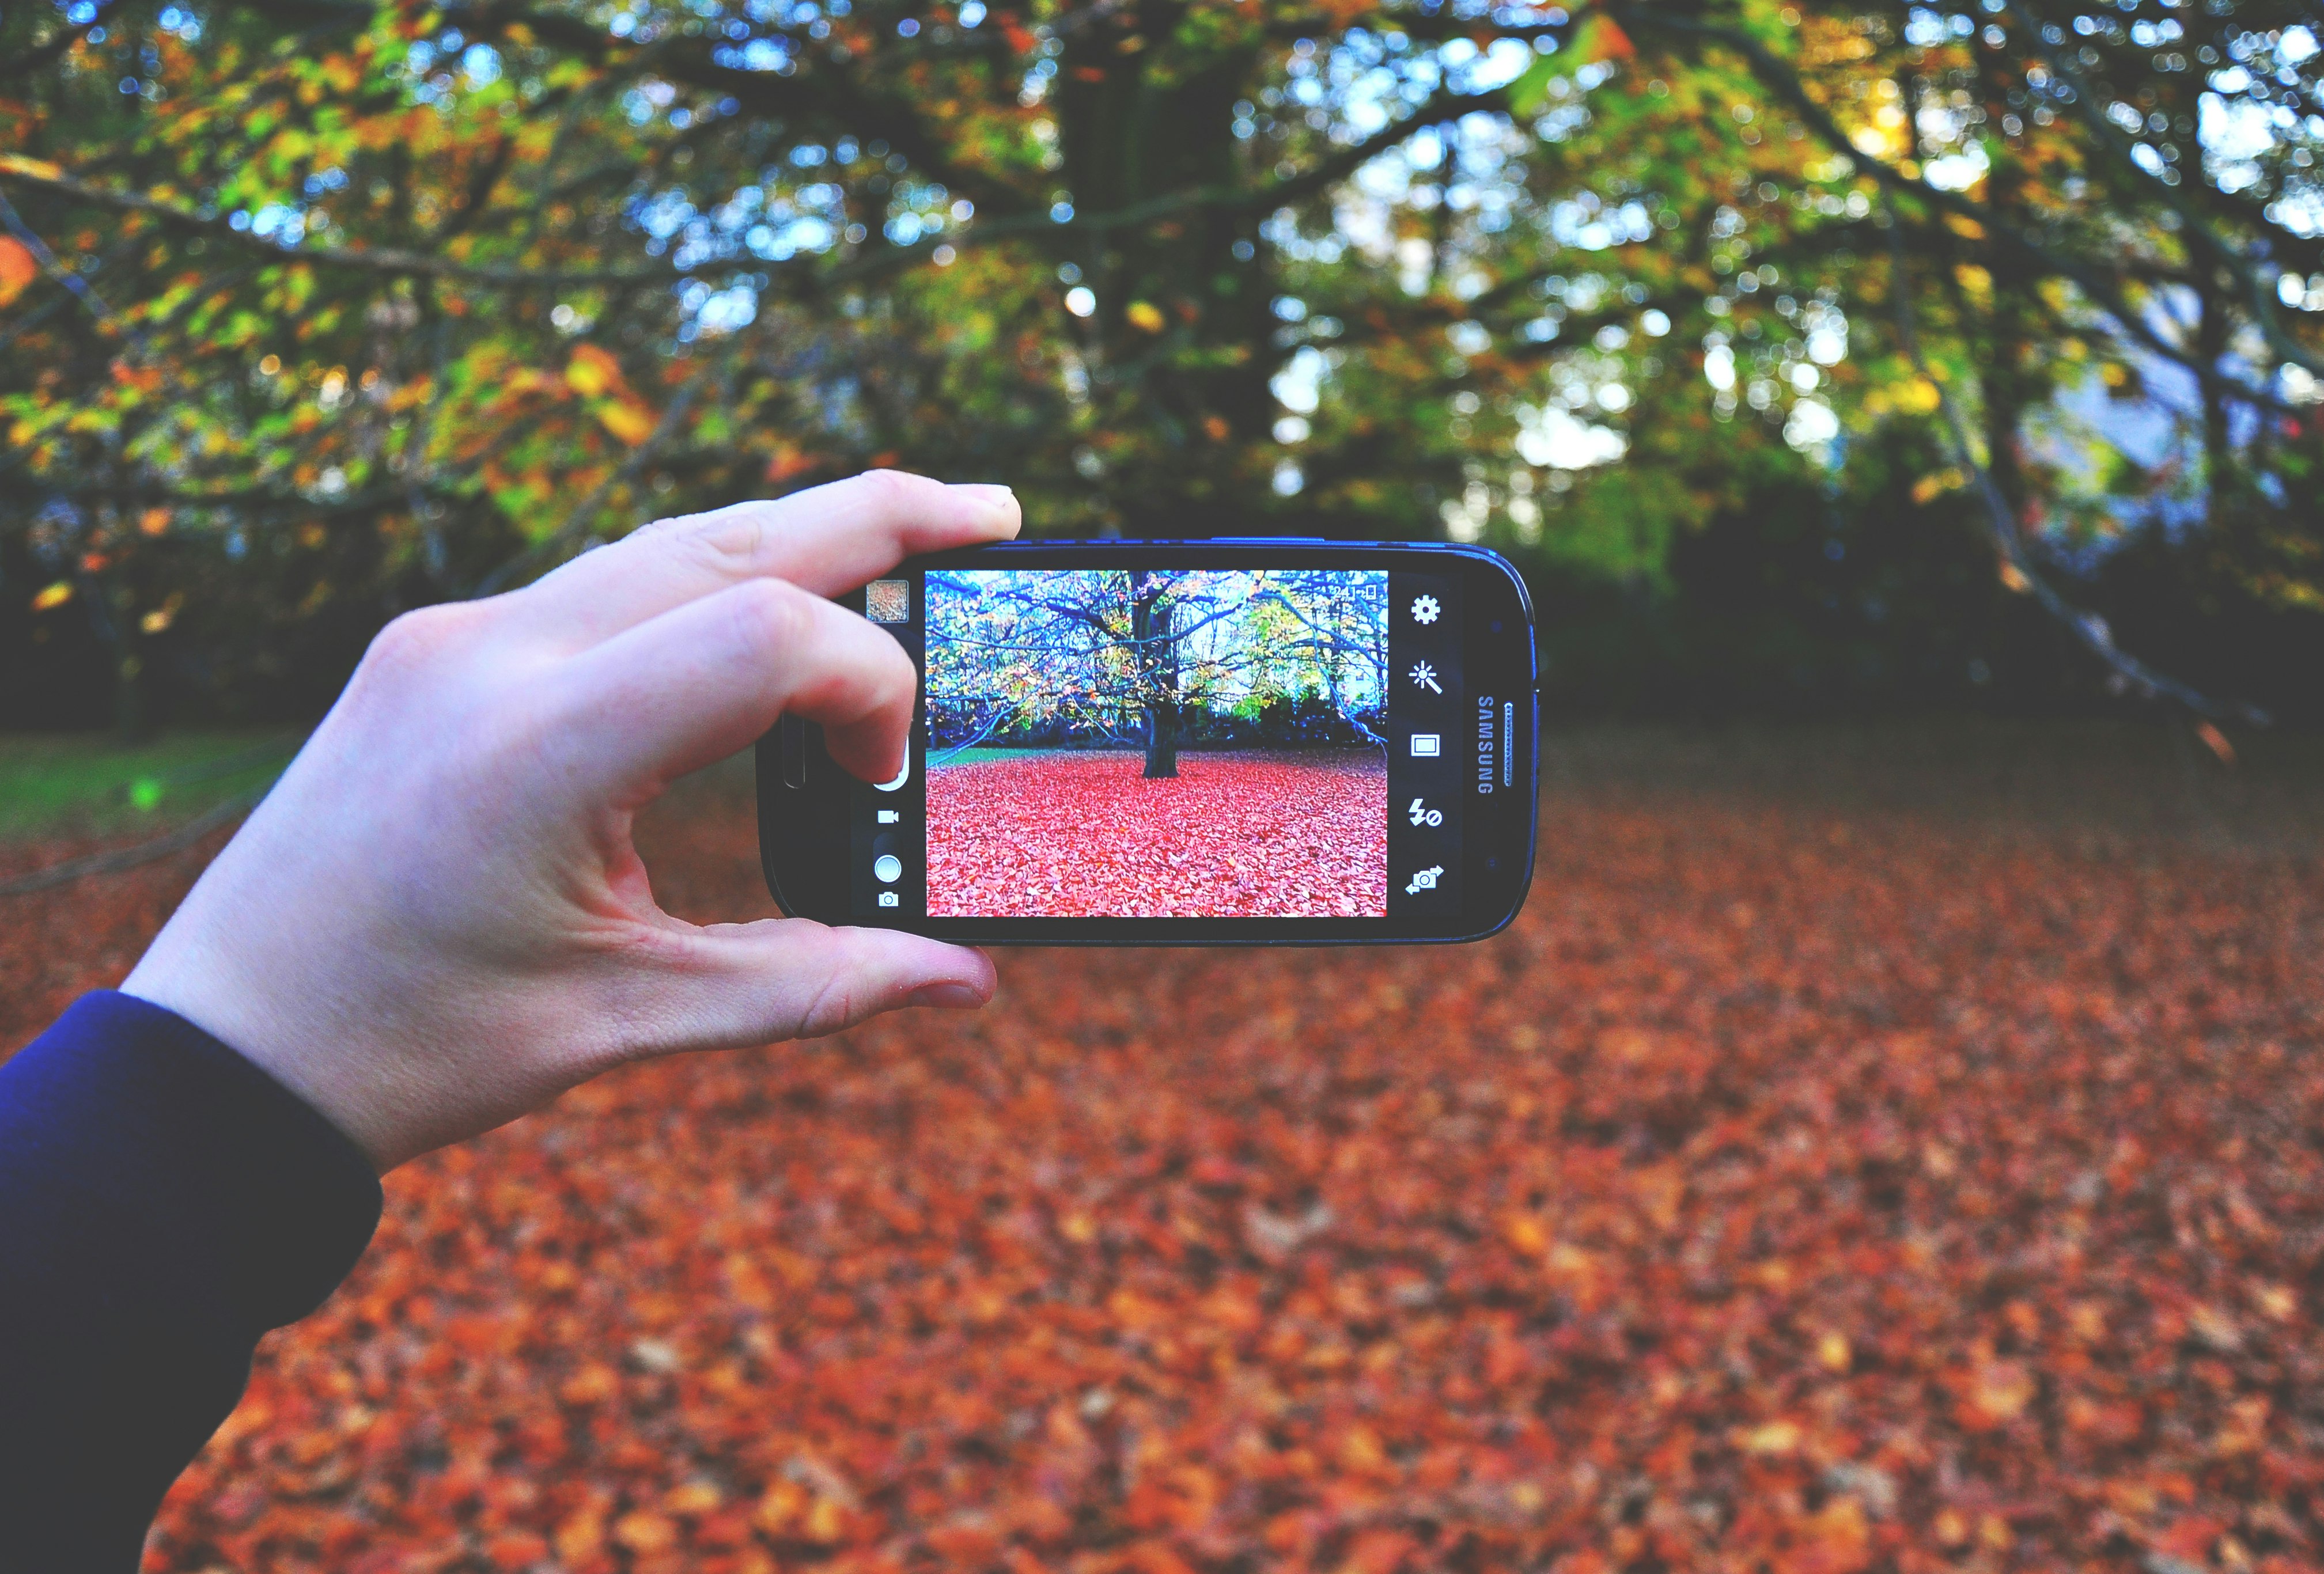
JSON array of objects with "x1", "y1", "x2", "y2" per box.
[{"x1": 612, "y1": 918, "x2": 997, "y2": 1056}]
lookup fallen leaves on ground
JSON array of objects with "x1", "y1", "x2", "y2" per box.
[
  {"x1": 5, "y1": 750, "x2": 2322, "y2": 1574},
  {"x1": 926, "y1": 750, "x2": 1387, "y2": 917}
]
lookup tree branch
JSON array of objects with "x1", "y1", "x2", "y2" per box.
[
  {"x1": 1606, "y1": 4, "x2": 2303, "y2": 418},
  {"x1": 1270, "y1": 79, "x2": 1514, "y2": 210},
  {"x1": 2002, "y1": 0, "x2": 2324, "y2": 380},
  {"x1": 417, "y1": 0, "x2": 1038, "y2": 218},
  {"x1": 1880, "y1": 191, "x2": 2268, "y2": 726},
  {"x1": 0, "y1": 160, "x2": 705, "y2": 287}
]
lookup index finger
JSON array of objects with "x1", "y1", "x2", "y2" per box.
[{"x1": 512, "y1": 470, "x2": 1020, "y2": 649}]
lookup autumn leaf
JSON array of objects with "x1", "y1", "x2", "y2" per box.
[
  {"x1": 612, "y1": 1510, "x2": 679, "y2": 1553},
  {"x1": 10, "y1": 739, "x2": 2321, "y2": 1574},
  {"x1": 926, "y1": 750, "x2": 1388, "y2": 918},
  {"x1": 0, "y1": 237, "x2": 37, "y2": 308},
  {"x1": 565, "y1": 344, "x2": 626, "y2": 400},
  {"x1": 1572, "y1": 12, "x2": 1636, "y2": 61},
  {"x1": 1957, "y1": 1360, "x2": 2037, "y2": 1429},
  {"x1": 596, "y1": 400, "x2": 657, "y2": 445}
]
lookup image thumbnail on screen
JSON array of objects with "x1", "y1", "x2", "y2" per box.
[{"x1": 924, "y1": 568, "x2": 1391, "y2": 918}]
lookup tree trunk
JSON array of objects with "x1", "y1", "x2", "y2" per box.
[
  {"x1": 1056, "y1": 6, "x2": 1278, "y2": 532},
  {"x1": 1142, "y1": 701, "x2": 1180, "y2": 778},
  {"x1": 2196, "y1": 280, "x2": 2234, "y2": 519},
  {"x1": 1974, "y1": 105, "x2": 2034, "y2": 525},
  {"x1": 1130, "y1": 569, "x2": 1181, "y2": 777}
]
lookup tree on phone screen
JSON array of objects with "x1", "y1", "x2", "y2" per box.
[{"x1": 925, "y1": 568, "x2": 1387, "y2": 779}]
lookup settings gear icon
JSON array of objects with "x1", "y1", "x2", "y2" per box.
[{"x1": 1409, "y1": 594, "x2": 1442, "y2": 625}]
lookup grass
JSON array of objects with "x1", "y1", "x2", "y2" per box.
[
  {"x1": 929, "y1": 746, "x2": 1092, "y2": 767},
  {"x1": 0, "y1": 729, "x2": 303, "y2": 842}
]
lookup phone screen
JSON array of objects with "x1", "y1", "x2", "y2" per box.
[
  {"x1": 760, "y1": 540, "x2": 1535, "y2": 943},
  {"x1": 849, "y1": 560, "x2": 1484, "y2": 925}
]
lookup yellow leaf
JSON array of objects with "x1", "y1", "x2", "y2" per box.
[
  {"x1": 612, "y1": 1511, "x2": 678, "y2": 1553},
  {"x1": 1338, "y1": 1425, "x2": 1389, "y2": 1473},
  {"x1": 802, "y1": 1492, "x2": 848, "y2": 1544},
  {"x1": 566, "y1": 343, "x2": 622, "y2": 398},
  {"x1": 665, "y1": 1480, "x2": 723, "y2": 1515},
  {"x1": 597, "y1": 401, "x2": 657, "y2": 445},
  {"x1": 31, "y1": 581, "x2": 73, "y2": 613},
  {"x1": 1125, "y1": 300, "x2": 1166, "y2": 333},
  {"x1": 552, "y1": 1512, "x2": 604, "y2": 1563},
  {"x1": 558, "y1": 1363, "x2": 619, "y2": 1404},
  {"x1": 754, "y1": 1478, "x2": 805, "y2": 1533},
  {"x1": 1910, "y1": 467, "x2": 1964, "y2": 504},
  {"x1": 1965, "y1": 1360, "x2": 2035, "y2": 1424},
  {"x1": 1739, "y1": 1420, "x2": 1801, "y2": 1454},
  {"x1": 0, "y1": 153, "x2": 65, "y2": 181}
]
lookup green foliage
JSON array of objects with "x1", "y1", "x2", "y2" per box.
[{"x1": 0, "y1": 0, "x2": 2318, "y2": 723}]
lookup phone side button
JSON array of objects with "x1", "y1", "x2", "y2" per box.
[{"x1": 779, "y1": 715, "x2": 808, "y2": 788}]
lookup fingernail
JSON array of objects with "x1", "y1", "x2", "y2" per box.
[
  {"x1": 906, "y1": 981, "x2": 987, "y2": 1009},
  {"x1": 952, "y1": 483, "x2": 1017, "y2": 515}
]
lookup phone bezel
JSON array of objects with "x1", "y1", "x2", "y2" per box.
[{"x1": 757, "y1": 540, "x2": 1537, "y2": 945}]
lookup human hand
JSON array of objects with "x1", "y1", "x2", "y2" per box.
[{"x1": 123, "y1": 472, "x2": 1018, "y2": 1171}]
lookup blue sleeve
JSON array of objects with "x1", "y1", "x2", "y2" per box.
[{"x1": 0, "y1": 991, "x2": 384, "y2": 1571}]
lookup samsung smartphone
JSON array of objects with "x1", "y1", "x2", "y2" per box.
[{"x1": 757, "y1": 540, "x2": 1537, "y2": 944}]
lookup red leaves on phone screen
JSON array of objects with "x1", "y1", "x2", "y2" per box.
[{"x1": 926, "y1": 750, "x2": 1388, "y2": 918}]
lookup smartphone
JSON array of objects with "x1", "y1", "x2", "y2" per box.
[{"x1": 757, "y1": 540, "x2": 1537, "y2": 945}]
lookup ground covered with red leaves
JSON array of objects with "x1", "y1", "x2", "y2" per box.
[
  {"x1": 926, "y1": 749, "x2": 1388, "y2": 918},
  {"x1": 3, "y1": 723, "x2": 2322, "y2": 1574}
]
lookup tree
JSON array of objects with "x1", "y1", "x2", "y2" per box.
[
  {"x1": 924, "y1": 567, "x2": 1387, "y2": 776},
  {"x1": 0, "y1": 0, "x2": 2315, "y2": 726},
  {"x1": 1128, "y1": 570, "x2": 1184, "y2": 776}
]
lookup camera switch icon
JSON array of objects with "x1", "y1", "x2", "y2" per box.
[
  {"x1": 877, "y1": 809, "x2": 900, "y2": 824},
  {"x1": 877, "y1": 892, "x2": 900, "y2": 908}
]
